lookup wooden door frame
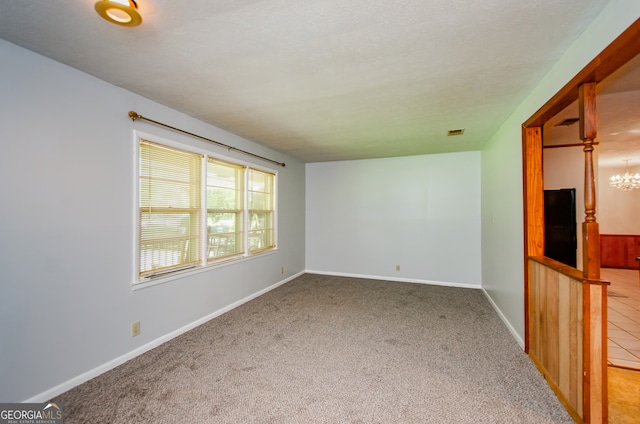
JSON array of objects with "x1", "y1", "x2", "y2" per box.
[
  {"x1": 522, "y1": 18, "x2": 640, "y2": 423},
  {"x1": 523, "y1": 18, "x2": 640, "y2": 352}
]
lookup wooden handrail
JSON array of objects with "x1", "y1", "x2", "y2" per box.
[{"x1": 529, "y1": 257, "x2": 609, "y2": 285}]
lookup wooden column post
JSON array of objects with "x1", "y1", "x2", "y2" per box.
[
  {"x1": 523, "y1": 126, "x2": 544, "y2": 354},
  {"x1": 579, "y1": 82, "x2": 606, "y2": 424},
  {"x1": 579, "y1": 83, "x2": 600, "y2": 281}
]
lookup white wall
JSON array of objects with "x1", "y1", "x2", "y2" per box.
[
  {"x1": 0, "y1": 40, "x2": 305, "y2": 402},
  {"x1": 481, "y1": 2, "x2": 640, "y2": 346},
  {"x1": 306, "y1": 152, "x2": 481, "y2": 287},
  {"x1": 598, "y1": 163, "x2": 640, "y2": 234}
]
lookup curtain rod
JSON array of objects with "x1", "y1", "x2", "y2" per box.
[{"x1": 128, "y1": 111, "x2": 286, "y2": 167}]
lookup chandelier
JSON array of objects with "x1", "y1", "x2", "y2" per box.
[{"x1": 609, "y1": 160, "x2": 640, "y2": 191}]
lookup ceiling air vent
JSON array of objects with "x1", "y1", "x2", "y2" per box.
[
  {"x1": 447, "y1": 129, "x2": 465, "y2": 136},
  {"x1": 555, "y1": 118, "x2": 580, "y2": 126}
]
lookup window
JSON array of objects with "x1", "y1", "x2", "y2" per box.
[
  {"x1": 139, "y1": 140, "x2": 202, "y2": 277},
  {"x1": 248, "y1": 169, "x2": 275, "y2": 252},
  {"x1": 207, "y1": 158, "x2": 245, "y2": 260},
  {"x1": 138, "y1": 137, "x2": 276, "y2": 281}
]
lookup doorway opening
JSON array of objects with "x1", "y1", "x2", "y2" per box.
[{"x1": 522, "y1": 18, "x2": 640, "y2": 424}]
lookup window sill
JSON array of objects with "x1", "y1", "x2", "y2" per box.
[{"x1": 133, "y1": 248, "x2": 278, "y2": 291}]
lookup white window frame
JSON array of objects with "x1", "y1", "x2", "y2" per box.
[{"x1": 133, "y1": 131, "x2": 278, "y2": 288}]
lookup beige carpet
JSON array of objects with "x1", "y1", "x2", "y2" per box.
[{"x1": 53, "y1": 274, "x2": 573, "y2": 423}]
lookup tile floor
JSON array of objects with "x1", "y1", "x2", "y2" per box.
[{"x1": 602, "y1": 267, "x2": 640, "y2": 370}]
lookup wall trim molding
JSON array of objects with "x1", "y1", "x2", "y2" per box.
[
  {"x1": 481, "y1": 288, "x2": 525, "y2": 349},
  {"x1": 305, "y1": 269, "x2": 481, "y2": 289}
]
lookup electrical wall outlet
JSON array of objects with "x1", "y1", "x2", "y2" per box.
[
  {"x1": 396, "y1": 265, "x2": 400, "y2": 271},
  {"x1": 131, "y1": 321, "x2": 141, "y2": 337}
]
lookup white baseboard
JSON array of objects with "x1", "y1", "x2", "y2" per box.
[
  {"x1": 24, "y1": 271, "x2": 305, "y2": 403},
  {"x1": 481, "y1": 287, "x2": 525, "y2": 349},
  {"x1": 305, "y1": 269, "x2": 482, "y2": 290}
]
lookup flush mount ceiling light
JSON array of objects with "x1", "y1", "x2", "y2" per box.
[{"x1": 95, "y1": 0, "x2": 142, "y2": 27}]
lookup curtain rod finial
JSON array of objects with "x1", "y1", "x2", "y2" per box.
[{"x1": 128, "y1": 111, "x2": 141, "y2": 121}]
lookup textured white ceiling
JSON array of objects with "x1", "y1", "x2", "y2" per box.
[{"x1": 0, "y1": 0, "x2": 614, "y2": 162}]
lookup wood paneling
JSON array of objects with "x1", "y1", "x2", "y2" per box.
[
  {"x1": 558, "y1": 275, "x2": 571, "y2": 396},
  {"x1": 528, "y1": 257, "x2": 608, "y2": 424},
  {"x1": 586, "y1": 284, "x2": 607, "y2": 423},
  {"x1": 600, "y1": 234, "x2": 640, "y2": 269},
  {"x1": 547, "y1": 269, "x2": 560, "y2": 382}
]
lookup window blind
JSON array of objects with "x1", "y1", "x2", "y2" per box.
[
  {"x1": 206, "y1": 158, "x2": 245, "y2": 260},
  {"x1": 139, "y1": 140, "x2": 203, "y2": 276},
  {"x1": 248, "y1": 169, "x2": 275, "y2": 252}
]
